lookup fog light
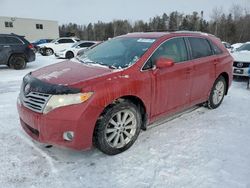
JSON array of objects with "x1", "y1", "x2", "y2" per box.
[{"x1": 63, "y1": 131, "x2": 74, "y2": 141}]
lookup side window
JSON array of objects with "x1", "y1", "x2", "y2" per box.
[
  {"x1": 142, "y1": 38, "x2": 188, "y2": 70},
  {"x1": 210, "y1": 41, "x2": 223, "y2": 55},
  {"x1": 57, "y1": 39, "x2": 63, "y2": 44},
  {"x1": 0, "y1": 37, "x2": 6, "y2": 44},
  {"x1": 5, "y1": 37, "x2": 23, "y2": 45},
  {"x1": 188, "y1": 37, "x2": 213, "y2": 59},
  {"x1": 79, "y1": 42, "x2": 94, "y2": 48},
  {"x1": 59, "y1": 39, "x2": 74, "y2": 43}
]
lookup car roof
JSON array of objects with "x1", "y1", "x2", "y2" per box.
[
  {"x1": 0, "y1": 33, "x2": 24, "y2": 37},
  {"x1": 121, "y1": 31, "x2": 215, "y2": 39}
]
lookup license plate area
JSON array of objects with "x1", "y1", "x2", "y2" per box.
[{"x1": 234, "y1": 68, "x2": 244, "y2": 74}]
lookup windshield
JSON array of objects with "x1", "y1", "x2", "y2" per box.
[
  {"x1": 50, "y1": 39, "x2": 57, "y2": 43},
  {"x1": 236, "y1": 43, "x2": 250, "y2": 51},
  {"x1": 71, "y1": 42, "x2": 80, "y2": 48},
  {"x1": 79, "y1": 37, "x2": 155, "y2": 69}
]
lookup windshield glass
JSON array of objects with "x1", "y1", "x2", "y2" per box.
[
  {"x1": 79, "y1": 37, "x2": 155, "y2": 69},
  {"x1": 236, "y1": 43, "x2": 250, "y2": 51},
  {"x1": 71, "y1": 42, "x2": 80, "y2": 48},
  {"x1": 50, "y1": 39, "x2": 58, "y2": 43}
]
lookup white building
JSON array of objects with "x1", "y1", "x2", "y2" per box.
[{"x1": 0, "y1": 16, "x2": 59, "y2": 41}]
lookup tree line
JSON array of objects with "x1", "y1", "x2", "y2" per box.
[{"x1": 59, "y1": 4, "x2": 250, "y2": 44}]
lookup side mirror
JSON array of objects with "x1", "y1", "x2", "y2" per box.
[
  {"x1": 55, "y1": 42, "x2": 59, "y2": 44},
  {"x1": 156, "y1": 57, "x2": 174, "y2": 69}
]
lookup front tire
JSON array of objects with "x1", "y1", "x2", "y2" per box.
[
  {"x1": 207, "y1": 76, "x2": 226, "y2": 109},
  {"x1": 94, "y1": 100, "x2": 141, "y2": 155},
  {"x1": 66, "y1": 51, "x2": 74, "y2": 59}
]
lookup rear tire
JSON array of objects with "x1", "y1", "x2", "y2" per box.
[
  {"x1": 66, "y1": 51, "x2": 74, "y2": 59},
  {"x1": 94, "y1": 100, "x2": 141, "y2": 155},
  {"x1": 45, "y1": 48, "x2": 54, "y2": 56},
  {"x1": 8, "y1": 55, "x2": 26, "y2": 70},
  {"x1": 207, "y1": 76, "x2": 226, "y2": 109}
]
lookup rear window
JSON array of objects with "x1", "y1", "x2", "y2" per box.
[
  {"x1": 188, "y1": 37, "x2": 213, "y2": 59},
  {"x1": 5, "y1": 37, "x2": 23, "y2": 45}
]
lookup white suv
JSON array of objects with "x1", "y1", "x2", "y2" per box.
[
  {"x1": 231, "y1": 42, "x2": 250, "y2": 77},
  {"x1": 54, "y1": 41, "x2": 97, "y2": 59},
  {"x1": 38, "y1": 37, "x2": 80, "y2": 56}
]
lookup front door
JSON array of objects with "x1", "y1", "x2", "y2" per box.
[{"x1": 145, "y1": 37, "x2": 193, "y2": 117}]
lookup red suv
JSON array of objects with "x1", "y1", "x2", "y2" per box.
[{"x1": 17, "y1": 32, "x2": 233, "y2": 155}]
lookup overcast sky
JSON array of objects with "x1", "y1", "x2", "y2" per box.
[{"x1": 0, "y1": 0, "x2": 249, "y2": 25}]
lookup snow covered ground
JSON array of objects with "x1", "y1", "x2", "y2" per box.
[{"x1": 0, "y1": 54, "x2": 250, "y2": 188}]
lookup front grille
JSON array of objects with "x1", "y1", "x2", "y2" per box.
[
  {"x1": 233, "y1": 61, "x2": 250, "y2": 68},
  {"x1": 20, "y1": 85, "x2": 51, "y2": 113}
]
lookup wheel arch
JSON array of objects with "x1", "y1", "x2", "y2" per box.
[
  {"x1": 218, "y1": 72, "x2": 229, "y2": 95},
  {"x1": 94, "y1": 95, "x2": 148, "y2": 133},
  {"x1": 8, "y1": 53, "x2": 27, "y2": 65}
]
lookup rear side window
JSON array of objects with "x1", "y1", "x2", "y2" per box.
[
  {"x1": 188, "y1": 37, "x2": 213, "y2": 59},
  {"x1": 79, "y1": 42, "x2": 95, "y2": 48},
  {"x1": 5, "y1": 37, "x2": 23, "y2": 45}
]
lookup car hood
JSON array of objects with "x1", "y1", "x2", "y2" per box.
[
  {"x1": 31, "y1": 60, "x2": 115, "y2": 86},
  {"x1": 231, "y1": 51, "x2": 250, "y2": 62}
]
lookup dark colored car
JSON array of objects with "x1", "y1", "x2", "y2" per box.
[
  {"x1": 17, "y1": 31, "x2": 232, "y2": 155},
  {"x1": 0, "y1": 34, "x2": 35, "y2": 69}
]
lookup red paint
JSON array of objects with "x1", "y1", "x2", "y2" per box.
[{"x1": 17, "y1": 32, "x2": 233, "y2": 150}]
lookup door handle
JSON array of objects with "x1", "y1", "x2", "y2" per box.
[
  {"x1": 3, "y1": 45, "x2": 10, "y2": 48},
  {"x1": 213, "y1": 58, "x2": 219, "y2": 64}
]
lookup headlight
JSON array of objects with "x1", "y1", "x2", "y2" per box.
[
  {"x1": 43, "y1": 92, "x2": 93, "y2": 114},
  {"x1": 60, "y1": 49, "x2": 67, "y2": 52}
]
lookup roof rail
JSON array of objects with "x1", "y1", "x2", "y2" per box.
[{"x1": 173, "y1": 30, "x2": 216, "y2": 37}]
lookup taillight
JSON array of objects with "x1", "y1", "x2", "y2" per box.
[{"x1": 28, "y1": 44, "x2": 34, "y2": 49}]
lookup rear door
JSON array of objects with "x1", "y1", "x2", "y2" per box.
[
  {"x1": 144, "y1": 37, "x2": 193, "y2": 117},
  {"x1": 0, "y1": 36, "x2": 10, "y2": 65},
  {"x1": 186, "y1": 37, "x2": 216, "y2": 103}
]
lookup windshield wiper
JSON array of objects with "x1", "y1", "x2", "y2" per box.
[{"x1": 78, "y1": 57, "x2": 118, "y2": 69}]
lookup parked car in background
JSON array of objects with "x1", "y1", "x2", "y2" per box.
[
  {"x1": 231, "y1": 43, "x2": 244, "y2": 52},
  {"x1": 55, "y1": 41, "x2": 98, "y2": 59},
  {"x1": 31, "y1": 39, "x2": 53, "y2": 52},
  {"x1": 232, "y1": 42, "x2": 250, "y2": 77},
  {"x1": 222, "y1": 41, "x2": 233, "y2": 51},
  {"x1": 76, "y1": 41, "x2": 102, "y2": 57},
  {"x1": 17, "y1": 31, "x2": 232, "y2": 155},
  {"x1": 38, "y1": 37, "x2": 80, "y2": 56},
  {"x1": 0, "y1": 33, "x2": 35, "y2": 69}
]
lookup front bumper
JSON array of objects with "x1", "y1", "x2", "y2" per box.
[
  {"x1": 17, "y1": 98, "x2": 103, "y2": 150},
  {"x1": 55, "y1": 52, "x2": 66, "y2": 58},
  {"x1": 233, "y1": 66, "x2": 250, "y2": 77}
]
